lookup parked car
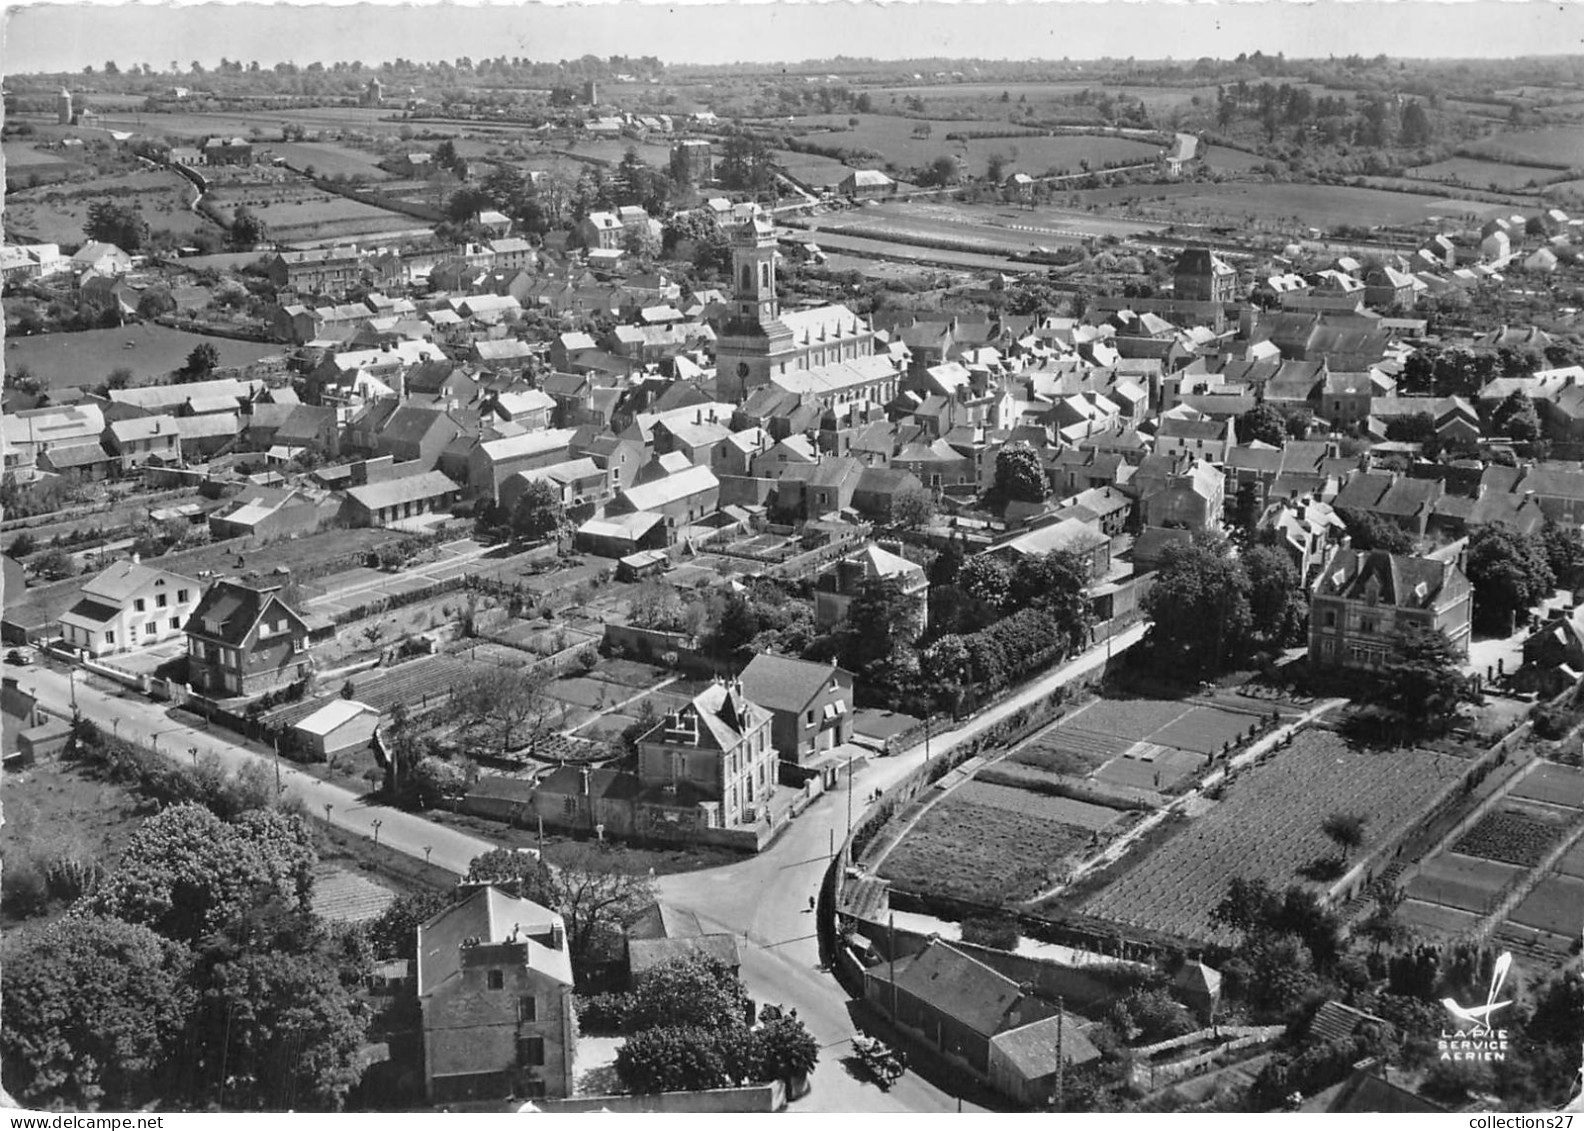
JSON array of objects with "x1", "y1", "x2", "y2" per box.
[{"x1": 6, "y1": 648, "x2": 35, "y2": 666}]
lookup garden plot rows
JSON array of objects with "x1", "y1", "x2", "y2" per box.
[
  {"x1": 1507, "y1": 875, "x2": 1584, "y2": 938},
  {"x1": 1077, "y1": 730, "x2": 1459, "y2": 946},
  {"x1": 1452, "y1": 802, "x2": 1576, "y2": 868},
  {"x1": 1397, "y1": 899, "x2": 1482, "y2": 942},
  {"x1": 877, "y1": 795, "x2": 1092, "y2": 905},
  {"x1": 266, "y1": 654, "x2": 477, "y2": 730},
  {"x1": 1510, "y1": 762, "x2": 1584, "y2": 810},
  {"x1": 309, "y1": 865, "x2": 397, "y2": 924},
  {"x1": 1403, "y1": 854, "x2": 1523, "y2": 914},
  {"x1": 953, "y1": 780, "x2": 1122, "y2": 831}
]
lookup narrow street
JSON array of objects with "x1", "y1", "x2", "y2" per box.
[{"x1": 19, "y1": 620, "x2": 1145, "y2": 1112}]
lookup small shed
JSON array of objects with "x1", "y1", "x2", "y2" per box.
[
  {"x1": 1171, "y1": 960, "x2": 1223, "y2": 1022},
  {"x1": 292, "y1": 698, "x2": 381, "y2": 761},
  {"x1": 617, "y1": 549, "x2": 670, "y2": 582}
]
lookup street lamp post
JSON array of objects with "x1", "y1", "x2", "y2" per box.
[
  {"x1": 423, "y1": 846, "x2": 433, "y2": 865},
  {"x1": 323, "y1": 802, "x2": 333, "y2": 826},
  {"x1": 371, "y1": 819, "x2": 382, "y2": 847}
]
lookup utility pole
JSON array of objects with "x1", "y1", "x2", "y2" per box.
[
  {"x1": 371, "y1": 818, "x2": 382, "y2": 847},
  {"x1": 888, "y1": 912, "x2": 897, "y2": 1021},
  {"x1": 1054, "y1": 996, "x2": 1065, "y2": 1110}
]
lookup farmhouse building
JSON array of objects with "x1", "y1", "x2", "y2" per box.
[
  {"x1": 417, "y1": 885, "x2": 577, "y2": 1104},
  {"x1": 1173, "y1": 247, "x2": 1237, "y2": 303},
  {"x1": 813, "y1": 542, "x2": 928, "y2": 632},
  {"x1": 266, "y1": 248, "x2": 363, "y2": 298},
  {"x1": 1308, "y1": 548, "x2": 1472, "y2": 671}
]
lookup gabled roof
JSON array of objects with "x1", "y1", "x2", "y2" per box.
[
  {"x1": 417, "y1": 886, "x2": 571, "y2": 997},
  {"x1": 989, "y1": 1012, "x2": 1102, "y2": 1077},
  {"x1": 617, "y1": 464, "x2": 719, "y2": 510},
  {"x1": 184, "y1": 580, "x2": 306, "y2": 645},
  {"x1": 345, "y1": 471, "x2": 460, "y2": 512},
  {"x1": 873, "y1": 938, "x2": 1037, "y2": 1038},
  {"x1": 645, "y1": 681, "x2": 769, "y2": 753},
  {"x1": 739, "y1": 654, "x2": 848, "y2": 714},
  {"x1": 81, "y1": 559, "x2": 197, "y2": 604},
  {"x1": 294, "y1": 698, "x2": 378, "y2": 737},
  {"x1": 1313, "y1": 549, "x2": 1459, "y2": 610}
]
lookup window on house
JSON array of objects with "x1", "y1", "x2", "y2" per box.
[
  {"x1": 806, "y1": 709, "x2": 815, "y2": 726},
  {"x1": 156, "y1": 593, "x2": 167, "y2": 608},
  {"x1": 1324, "y1": 610, "x2": 1336, "y2": 628},
  {"x1": 144, "y1": 622, "x2": 157, "y2": 636},
  {"x1": 487, "y1": 970, "x2": 505, "y2": 991},
  {"x1": 518, "y1": 995, "x2": 538, "y2": 1022},
  {"x1": 171, "y1": 618, "x2": 181, "y2": 631},
  {"x1": 517, "y1": 1037, "x2": 545, "y2": 1067},
  {"x1": 134, "y1": 598, "x2": 146, "y2": 612},
  {"x1": 105, "y1": 631, "x2": 116, "y2": 645}
]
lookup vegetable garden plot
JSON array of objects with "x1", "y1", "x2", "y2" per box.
[
  {"x1": 877, "y1": 797, "x2": 1091, "y2": 905},
  {"x1": 1150, "y1": 707, "x2": 1260, "y2": 756},
  {"x1": 1070, "y1": 698, "x2": 1197, "y2": 740},
  {"x1": 1403, "y1": 853, "x2": 1523, "y2": 913},
  {"x1": 1510, "y1": 762, "x2": 1584, "y2": 810},
  {"x1": 1397, "y1": 899, "x2": 1483, "y2": 942},
  {"x1": 954, "y1": 780, "x2": 1122, "y2": 831},
  {"x1": 1453, "y1": 803, "x2": 1576, "y2": 867},
  {"x1": 1013, "y1": 726, "x2": 1130, "y2": 774},
  {"x1": 1507, "y1": 875, "x2": 1584, "y2": 937},
  {"x1": 1556, "y1": 841, "x2": 1584, "y2": 880},
  {"x1": 1095, "y1": 746, "x2": 1204, "y2": 792}
]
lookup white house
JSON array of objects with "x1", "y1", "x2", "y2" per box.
[{"x1": 60, "y1": 560, "x2": 203, "y2": 657}]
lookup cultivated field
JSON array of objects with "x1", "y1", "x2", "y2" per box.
[
  {"x1": 1064, "y1": 180, "x2": 1478, "y2": 231},
  {"x1": 773, "y1": 149, "x2": 858, "y2": 191},
  {"x1": 958, "y1": 135, "x2": 1162, "y2": 179},
  {"x1": 953, "y1": 779, "x2": 1123, "y2": 831},
  {"x1": 786, "y1": 113, "x2": 1161, "y2": 174},
  {"x1": 807, "y1": 198, "x2": 1161, "y2": 258},
  {"x1": 1510, "y1": 761, "x2": 1584, "y2": 810},
  {"x1": 558, "y1": 139, "x2": 676, "y2": 168},
  {"x1": 877, "y1": 795, "x2": 1092, "y2": 904},
  {"x1": 3, "y1": 324, "x2": 285, "y2": 388},
  {"x1": 1507, "y1": 874, "x2": 1584, "y2": 937},
  {"x1": 1397, "y1": 899, "x2": 1481, "y2": 941},
  {"x1": 1076, "y1": 729, "x2": 1461, "y2": 945},
  {"x1": 271, "y1": 141, "x2": 393, "y2": 180},
  {"x1": 1452, "y1": 801, "x2": 1575, "y2": 868},
  {"x1": 99, "y1": 106, "x2": 409, "y2": 142},
  {"x1": 1465, "y1": 126, "x2": 1584, "y2": 169},
  {"x1": 205, "y1": 183, "x2": 416, "y2": 242},
  {"x1": 1403, "y1": 853, "x2": 1523, "y2": 914},
  {"x1": 1409, "y1": 157, "x2": 1565, "y2": 191},
  {"x1": 5, "y1": 167, "x2": 211, "y2": 246},
  {"x1": 1199, "y1": 145, "x2": 1268, "y2": 172}
]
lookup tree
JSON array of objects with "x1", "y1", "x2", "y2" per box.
[
  {"x1": 1384, "y1": 412, "x2": 1437, "y2": 447},
  {"x1": 627, "y1": 955, "x2": 753, "y2": 1033},
  {"x1": 456, "y1": 663, "x2": 550, "y2": 754},
  {"x1": 1541, "y1": 519, "x2": 1584, "y2": 592},
  {"x1": 1375, "y1": 625, "x2": 1469, "y2": 730},
  {"x1": 198, "y1": 948, "x2": 367, "y2": 1110},
  {"x1": 616, "y1": 1025, "x2": 735, "y2": 1094},
  {"x1": 7, "y1": 531, "x2": 37, "y2": 558},
  {"x1": 0, "y1": 916, "x2": 194, "y2": 1109},
  {"x1": 136, "y1": 286, "x2": 176, "y2": 320},
  {"x1": 992, "y1": 441, "x2": 1048, "y2": 504},
  {"x1": 367, "y1": 890, "x2": 452, "y2": 961},
  {"x1": 928, "y1": 537, "x2": 965, "y2": 587},
  {"x1": 468, "y1": 843, "x2": 655, "y2": 977},
  {"x1": 749, "y1": 1016, "x2": 819, "y2": 1083},
  {"x1": 622, "y1": 223, "x2": 660, "y2": 261},
  {"x1": 1465, "y1": 522, "x2": 1554, "y2": 634},
  {"x1": 181, "y1": 341, "x2": 221, "y2": 383},
  {"x1": 1336, "y1": 507, "x2": 1414, "y2": 554},
  {"x1": 411, "y1": 755, "x2": 470, "y2": 806},
  {"x1": 920, "y1": 154, "x2": 959, "y2": 187},
  {"x1": 82, "y1": 803, "x2": 315, "y2": 945},
  {"x1": 890, "y1": 485, "x2": 935, "y2": 530},
  {"x1": 985, "y1": 151, "x2": 1009, "y2": 183},
  {"x1": 1141, "y1": 532, "x2": 1251, "y2": 676},
  {"x1": 957, "y1": 554, "x2": 1012, "y2": 610},
  {"x1": 105, "y1": 365, "x2": 135, "y2": 391},
  {"x1": 1008, "y1": 549, "x2": 1093, "y2": 654},
  {"x1": 1114, "y1": 987, "x2": 1197, "y2": 1044},
  {"x1": 84, "y1": 200, "x2": 150, "y2": 252},
  {"x1": 510, "y1": 478, "x2": 566, "y2": 542},
  {"x1": 839, "y1": 575, "x2": 924, "y2": 675},
  {"x1": 1320, "y1": 811, "x2": 1367, "y2": 861},
  {"x1": 1237, "y1": 403, "x2": 1287, "y2": 447},
  {"x1": 31, "y1": 547, "x2": 75, "y2": 580},
  {"x1": 230, "y1": 204, "x2": 268, "y2": 247},
  {"x1": 1244, "y1": 545, "x2": 1305, "y2": 648},
  {"x1": 1492, "y1": 389, "x2": 1541, "y2": 441}
]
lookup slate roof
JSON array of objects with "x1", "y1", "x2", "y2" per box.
[
  {"x1": 345, "y1": 471, "x2": 460, "y2": 511},
  {"x1": 739, "y1": 654, "x2": 847, "y2": 714},
  {"x1": 1313, "y1": 549, "x2": 1458, "y2": 609},
  {"x1": 874, "y1": 939, "x2": 1036, "y2": 1038},
  {"x1": 989, "y1": 1012, "x2": 1102, "y2": 1077},
  {"x1": 416, "y1": 886, "x2": 571, "y2": 997}
]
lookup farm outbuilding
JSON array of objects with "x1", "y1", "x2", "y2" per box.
[{"x1": 292, "y1": 698, "x2": 381, "y2": 761}]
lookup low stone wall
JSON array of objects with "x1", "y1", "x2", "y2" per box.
[{"x1": 537, "y1": 1080, "x2": 785, "y2": 1113}]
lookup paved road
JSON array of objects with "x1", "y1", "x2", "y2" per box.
[
  {"x1": 19, "y1": 665, "x2": 501, "y2": 875},
  {"x1": 656, "y1": 622, "x2": 1147, "y2": 1112},
  {"x1": 25, "y1": 620, "x2": 1145, "y2": 1112}
]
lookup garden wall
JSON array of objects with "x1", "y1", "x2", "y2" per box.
[{"x1": 536, "y1": 1081, "x2": 784, "y2": 1113}]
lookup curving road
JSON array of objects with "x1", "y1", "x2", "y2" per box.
[{"x1": 19, "y1": 620, "x2": 1145, "y2": 1112}]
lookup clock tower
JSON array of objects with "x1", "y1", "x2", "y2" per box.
[{"x1": 714, "y1": 212, "x2": 794, "y2": 401}]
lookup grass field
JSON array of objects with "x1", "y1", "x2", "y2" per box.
[
  {"x1": 1409, "y1": 157, "x2": 1564, "y2": 191},
  {"x1": 205, "y1": 183, "x2": 414, "y2": 242},
  {"x1": 1557, "y1": 841, "x2": 1584, "y2": 880},
  {"x1": 809, "y1": 199, "x2": 1158, "y2": 257},
  {"x1": 1200, "y1": 145, "x2": 1268, "y2": 172},
  {"x1": 1065, "y1": 179, "x2": 1478, "y2": 230},
  {"x1": 773, "y1": 149, "x2": 857, "y2": 190},
  {"x1": 4, "y1": 324, "x2": 285, "y2": 389},
  {"x1": 1077, "y1": 729, "x2": 1461, "y2": 945},
  {"x1": 960, "y1": 135, "x2": 1160, "y2": 179},
  {"x1": 5, "y1": 167, "x2": 210, "y2": 246},
  {"x1": 2, "y1": 141, "x2": 78, "y2": 168},
  {"x1": 1466, "y1": 126, "x2": 1584, "y2": 169},
  {"x1": 1510, "y1": 762, "x2": 1584, "y2": 810},
  {"x1": 1397, "y1": 898, "x2": 1481, "y2": 942},
  {"x1": 271, "y1": 141, "x2": 393, "y2": 181},
  {"x1": 1507, "y1": 874, "x2": 1584, "y2": 937},
  {"x1": 864, "y1": 81, "x2": 1224, "y2": 117},
  {"x1": 877, "y1": 796, "x2": 1091, "y2": 905},
  {"x1": 1403, "y1": 853, "x2": 1523, "y2": 913}
]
